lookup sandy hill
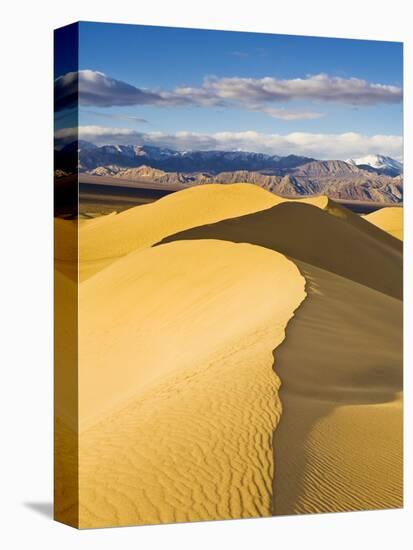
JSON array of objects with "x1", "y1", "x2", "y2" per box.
[
  {"x1": 54, "y1": 269, "x2": 79, "y2": 526},
  {"x1": 273, "y1": 260, "x2": 402, "y2": 514},
  {"x1": 54, "y1": 218, "x2": 77, "y2": 281},
  {"x1": 77, "y1": 239, "x2": 306, "y2": 527},
  {"x1": 55, "y1": 184, "x2": 402, "y2": 283},
  {"x1": 71, "y1": 183, "x2": 327, "y2": 280},
  {"x1": 54, "y1": 183, "x2": 403, "y2": 527},
  {"x1": 160, "y1": 197, "x2": 402, "y2": 299},
  {"x1": 54, "y1": 269, "x2": 78, "y2": 428},
  {"x1": 157, "y1": 199, "x2": 402, "y2": 515},
  {"x1": 363, "y1": 207, "x2": 403, "y2": 240}
]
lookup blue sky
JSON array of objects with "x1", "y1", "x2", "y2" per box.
[{"x1": 55, "y1": 21, "x2": 403, "y2": 159}]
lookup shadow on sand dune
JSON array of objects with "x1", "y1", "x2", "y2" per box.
[
  {"x1": 271, "y1": 261, "x2": 402, "y2": 514},
  {"x1": 159, "y1": 200, "x2": 402, "y2": 299},
  {"x1": 159, "y1": 200, "x2": 403, "y2": 513}
]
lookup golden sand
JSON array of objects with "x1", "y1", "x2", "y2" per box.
[
  {"x1": 54, "y1": 269, "x2": 78, "y2": 526},
  {"x1": 159, "y1": 189, "x2": 403, "y2": 515},
  {"x1": 58, "y1": 184, "x2": 327, "y2": 281},
  {"x1": 161, "y1": 196, "x2": 402, "y2": 299},
  {"x1": 54, "y1": 218, "x2": 77, "y2": 281},
  {"x1": 54, "y1": 183, "x2": 403, "y2": 527},
  {"x1": 273, "y1": 261, "x2": 402, "y2": 514},
  {"x1": 77, "y1": 240, "x2": 306, "y2": 527},
  {"x1": 363, "y1": 206, "x2": 403, "y2": 240}
]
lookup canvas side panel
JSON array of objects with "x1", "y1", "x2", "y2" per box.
[{"x1": 54, "y1": 22, "x2": 79, "y2": 529}]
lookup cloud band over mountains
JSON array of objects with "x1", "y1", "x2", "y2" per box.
[
  {"x1": 54, "y1": 69, "x2": 403, "y2": 158},
  {"x1": 55, "y1": 125, "x2": 403, "y2": 161},
  {"x1": 54, "y1": 70, "x2": 402, "y2": 120}
]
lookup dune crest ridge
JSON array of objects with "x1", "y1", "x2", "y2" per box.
[
  {"x1": 160, "y1": 197, "x2": 402, "y2": 299},
  {"x1": 71, "y1": 183, "x2": 327, "y2": 280},
  {"x1": 272, "y1": 260, "x2": 402, "y2": 514},
  {"x1": 54, "y1": 183, "x2": 402, "y2": 526},
  {"x1": 159, "y1": 203, "x2": 402, "y2": 514},
  {"x1": 363, "y1": 206, "x2": 403, "y2": 240},
  {"x1": 77, "y1": 239, "x2": 306, "y2": 527}
]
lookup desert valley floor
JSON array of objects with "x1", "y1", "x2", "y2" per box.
[{"x1": 54, "y1": 183, "x2": 403, "y2": 528}]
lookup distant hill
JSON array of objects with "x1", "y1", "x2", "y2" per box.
[
  {"x1": 347, "y1": 154, "x2": 403, "y2": 177},
  {"x1": 55, "y1": 141, "x2": 403, "y2": 204},
  {"x1": 71, "y1": 141, "x2": 314, "y2": 173}
]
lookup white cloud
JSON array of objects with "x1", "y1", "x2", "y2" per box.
[
  {"x1": 55, "y1": 70, "x2": 402, "y2": 119},
  {"x1": 55, "y1": 70, "x2": 202, "y2": 112},
  {"x1": 54, "y1": 125, "x2": 403, "y2": 160},
  {"x1": 206, "y1": 74, "x2": 402, "y2": 105},
  {"x1": 249, "y1": 106, "x2": 324, "y2": 120}
]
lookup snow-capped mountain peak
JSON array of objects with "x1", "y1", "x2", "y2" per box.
[
  {"x1": 347, "y1": 154, "x2": 403, "y2": 176},
  {"x1": 69, "y1": 140, "x2": 313, "y2": 173}
]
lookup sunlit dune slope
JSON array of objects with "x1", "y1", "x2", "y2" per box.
[
  {"x1": 54, "y1": 218, "x2": 77, "y2": 281},
  {"x1": 54, "y1": 269, "x2": 77, "y2": 428},
  {"x1": 159, "y1": 207, "x2": 402, "y2": 513},
  {"x1": 54, "y1": 269, "x2": 79, "y2": 527},
  {"x1": 75, "y1": 184, "x2": 327, "y2": 280},
  {"x1": 56, "y1": 184, "x2": 402, "y2": 282},
  {"x1": 273, "y1": 260, "x2": 402, "y2": 514},
  {"x1": 363, "y1": 207, "x2": 403, "y2": 240},
  {"x1": 54, "y1": 183, "x2": 403, "y2": 525},
  {"x1": 77, "y1": 239, "x2": 306, "y2": 528},
  {"x1": 160, "y1": 199, "x2": 402, "y2": 299}
]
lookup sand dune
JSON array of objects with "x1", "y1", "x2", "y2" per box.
[
  {"x1": 322, "y1": 200, "x2": 402, "y2": 252},
  {"x1": 157, "y1": 194, "x2": 402, "y2": 514},
  {"x1": 161, "y1": 198, "x2": 402, "y2": 299},
  {"x1": 54, "y1": 183, "x2": 402, "y2": 527},
  {"x1": 77, "y1": 239, "x2": 306, "y2": 527},
  {"x1": 55, "y1": 185, "x2": 402, "y2": 283},
  {"x1": 273, "y1": 261, "x2": 402, "y2": 514},
  {"x1": 364, "y1": 207, "x2": 403, "y2": 240},
  {"x1": 75, "y1": 184, "x2": 327, "y2": 280},
  {"x1": 54, "y1": 269, "x2": 78, "y2": 526},
  {"x1": 54, "y1": 218, "x2": 78, "y2": 281},
  {"x1": 54, "y1": 269, "x2": 77, "y2": 428}
]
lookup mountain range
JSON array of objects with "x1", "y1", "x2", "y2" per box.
[
  {"x1": 55, "y1": 141, "x2": 403, "y2": 204},
  {"x1": 347, "y1": 154, "x2": 403, "y2": 177},
  {"x1": 68, "y1": 141, "x2": 316, "y2": 173}
]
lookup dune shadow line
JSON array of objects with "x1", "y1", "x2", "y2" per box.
[
  {"x1": 158, "y1": 201, "x2": 402, "y2": 300},
  {"x1": 157, "y1": 203, "x2": 402, "y2": 514}
]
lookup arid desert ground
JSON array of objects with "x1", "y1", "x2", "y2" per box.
[{"x1": 54, "y1": 183, "x2": 403, "y2": 528}]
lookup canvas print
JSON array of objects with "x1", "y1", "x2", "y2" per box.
[{"x1": 54, "y1": 22, "x2": 403, "y2": 529}]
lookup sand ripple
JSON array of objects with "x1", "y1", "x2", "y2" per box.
[{"x1": 76, "y1": 240, "x2": 306, "y2": 527}]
